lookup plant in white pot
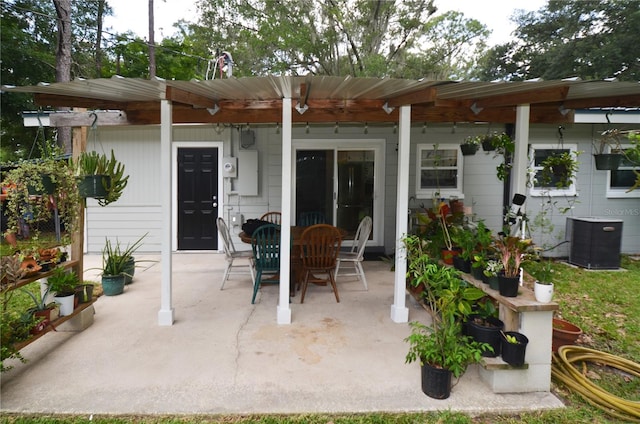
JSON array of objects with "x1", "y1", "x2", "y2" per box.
[
  {"x1": 46, "y1": 266, "x2": 79, "y2": 317},
  {"x1": 532, "y1": 259, "x2": 555, "y2": 303}
]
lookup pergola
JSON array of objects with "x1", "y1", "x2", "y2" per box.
[{"x1": 4, "y1": 76, "x2": 640, "y2": 324}]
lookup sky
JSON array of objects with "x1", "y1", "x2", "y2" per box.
[{"x1": 104, "y1": 0, "x2": 548, "y2": 46}]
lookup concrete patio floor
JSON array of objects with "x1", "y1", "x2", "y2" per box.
[{"x1": 0, "y1": 253, "x2": 564, "y2": 416}]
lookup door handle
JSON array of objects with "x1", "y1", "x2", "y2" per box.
[{"x1": 213, "y1": 202, "x2": 218, "y2": 207}]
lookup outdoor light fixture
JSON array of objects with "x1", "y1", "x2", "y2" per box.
[
  {"x1": 295, "y1": 102, "x2": 309, "y2": 115},
  {"x1": 207, "y1": 103, "x2": 220, "y2": 115},
  {"x1": 382, "y1": 102, "x2": 395, "y2": 114},
  {"x1": 558, "y1": 105, "x2": 571, "y2": 116},
  {"x1": 470, "y1": 102, "x2": 484, "y2": 115}
]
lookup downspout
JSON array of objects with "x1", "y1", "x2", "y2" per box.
[
  {"x1": 158, "y1": 99, "x2": 175, "y2": 326},
  {"x1": 391, "y1": 105, "x2": 410, "y2": 323}
]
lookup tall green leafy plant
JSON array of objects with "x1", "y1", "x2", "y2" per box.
[
  {"x1": 403, "y1": 235, "x2": 490, "y2": 378},
  {"x1": 71, "y1": 150, "x2": 129, "y2": 207}
]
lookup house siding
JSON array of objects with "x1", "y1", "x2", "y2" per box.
[{"x1": 85, "y1": 122, "x2": 639, "y2": 256}]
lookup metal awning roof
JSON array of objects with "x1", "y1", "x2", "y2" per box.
[{"x1": 3, "y1": 75, "x2": 640, "y2": 125}]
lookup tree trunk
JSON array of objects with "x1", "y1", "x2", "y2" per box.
[
  {"x1": 53, "y1": 0, "x2": 72, "y2": 154},
  {"x1": 148, "y1": 0, "x2": 156, "y2": 78}
]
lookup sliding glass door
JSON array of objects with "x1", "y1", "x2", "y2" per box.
[{"x1": 294, "y1": 141, "x2": 384, "y2": 245}]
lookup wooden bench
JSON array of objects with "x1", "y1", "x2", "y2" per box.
[
  {"x1": 459, "y1": 272, "x2": 559, "y2": 393},
  {"x1": 9, "y1": 260, "x2": 97, "y2": 352}
]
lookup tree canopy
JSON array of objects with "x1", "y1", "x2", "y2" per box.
[
  {"x1": 192, "y1": 0, "x2": 489, "y2": 79},
  {"x1": 475, "y1": 0, "x2": 640, "y2": 81}
]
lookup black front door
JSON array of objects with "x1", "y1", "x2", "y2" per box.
[{"x1": 177, "y1": 147, "x2": 218, "y2": 250}]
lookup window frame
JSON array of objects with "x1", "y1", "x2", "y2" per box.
[
  {"x1": 415, "y1": 144, "x2": 464, "y2": 199},
  {"x1": 606, "y1": 143, "x2": 640, "y2": 198},
  {"x1": 528, "y1": 143, "x2": 579, "y2": 197}
]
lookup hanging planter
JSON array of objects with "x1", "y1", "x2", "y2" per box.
[
  {"x1": 460, "y1": 143, "x2": 478, "y2": 156},
  {"x1": 27, "y1": 174, "x2": 56, "y2": 195},
  {"x1": 593, "y1": 153, "x2": 622, "y2": 170},
  {"x1": 77, "y1": 174, "x2": 111, "y2": 199},
  {"x1": 72, "y1": 150, "x2": 129, "y2": 207}
]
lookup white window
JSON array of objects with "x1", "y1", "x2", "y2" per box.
[
  {"x1": 415, "y1": 144, "x2": 463, "y2": 199},
  {"x1": 529, "y1": 144, "x2": 579, "y2": 197},
  {"x1": 606, "y1": 144, "x2": 640, "y2": 198}
]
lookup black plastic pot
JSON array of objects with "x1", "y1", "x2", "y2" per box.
[
  {"x1": 501, "y1": 331, "x2": 529, "y2": 366},
  {"x1": 421, "y1": 362, "x2": 452, "y2": 399},
  {"x1": 460, "y1": 144, "x2": 478, "y2": 156},
  {"x1": 594, "y1": 154, "x2": 622, "y2": 171},
  {"x1": 78, "y1": 175, "x2": 111, "y2": 199},
  {"x1": 452, "y1": 255, "x2": 471, "y2": 273},
  {"x1": 498, "y1": 274, "x2": 520, "y2": 297},
  {"x1": 466, "y1": 315, "x2": 505, "y2": 357},
  {"x1": 481, "y1": 139, "x2": 495, "y2": 151}
]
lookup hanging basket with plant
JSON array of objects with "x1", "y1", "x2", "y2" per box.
[
  {"x1": 460, "y1": 136, "x2": 480, "y2": 156},
  {"x1": 2, "y1": 142, "x2": 81, "y2": 247},
  {"x1": 539, "y1": 151, "x2": 580, "y2": 189},
  {"x1": 71, "y1": 150, "x2": 128, "y2": 206}
]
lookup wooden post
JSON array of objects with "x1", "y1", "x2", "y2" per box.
[{"x1": 71, "y1": 120, "x2": 87, "y2": 282}]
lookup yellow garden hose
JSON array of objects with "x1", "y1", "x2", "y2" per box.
[{"x1": 551, "y1": 345, "x2": 640, "y2": 422}]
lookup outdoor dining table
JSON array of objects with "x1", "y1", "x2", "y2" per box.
[{"x1": 238, "y1": 225, "x2": 348, "y2": 295}]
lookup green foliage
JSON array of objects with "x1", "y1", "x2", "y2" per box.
[
  {"x1": 46, "y1": 266, "x2": 78, "y2": 295},
  {"x1": 539, "y1": 151, "x2": 580, "y2": 189},
  {"x1": 2, "y1": 146, "x2": 81, "y2": 246},
  {"x1": 194, "y1": 0, "x2": 488, "y2": 79},
  {"x1": 476, "y1": 0, "x2": 640, "y2": 81},
  {"x1": 494, "y1": 235, "x2": 534, "y2": 278},
  {"x1": 403, "y1": 235, "x2": 490, "y2": 377},
  {"x1": 99, "y1": 233, "x2": 147, "y2": 277}
]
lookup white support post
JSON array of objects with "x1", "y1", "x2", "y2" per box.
[
  {"x1": 278, "y1": 97, "x2": 292, "y2": 325},
  {"x1": 512, "y1": 105, "x2": 531, "y2": 200},
  {"x1": 391, "y1": 105, "x2": 410, "y2": 323},
  {"x1": 158, "y1": 99, "x2": 174, "y2": 326}
]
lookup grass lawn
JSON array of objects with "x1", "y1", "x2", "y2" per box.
[{"x1": 1, "y1": 256, "x2": 638, "y2": 424}]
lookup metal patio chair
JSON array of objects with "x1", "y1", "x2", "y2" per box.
[
  {"x1": 217, "y1": 217, "x2": 255, "y2": 290},
  {"x1": 335, "y1": 216, "x2": 372, "y2": 290}
]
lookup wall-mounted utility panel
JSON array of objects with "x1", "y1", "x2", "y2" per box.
[{"x1": 237, "y1": 150, "x2": 258, "y2": 196}]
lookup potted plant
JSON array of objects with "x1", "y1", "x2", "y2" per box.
[
  {"x1": 482, "y1": 259, "x2": 503, "y2": 290},
  {"x1": 450, "y1": 226, "x2": 476, "y2": 273},
  {"x1": 539, "y1": 151, "x2": 580, "y2": 189},
  {"x1": 20, "y1": 282, "x2": 59, "y2": 326},
  {"x1": 470, "y1": 221, "x2": 494, "y2": 281},
  {"x1": 47, "y1": 266, "x2": 79, "y2": 316},
  {"x1": 593, "y1": 129, "x2": 623, "y2": 170},
  {"x1": 460, "y1": 135, "x2": 480, "y2": 156},
  {"x1": 98, "y1": 233, "x2": 147, "y2": 295},
  {"x1": 533, "y1": 259, "x2": 554, "y2": 303},
  {"x1": 465, "y1": 314, "x2": 504, "y2": 358},
  {"x1": 490, "y1": 132, "x2": 515, "y2": 181},
  {"x1": 500, "y1": 331, "x2": 529, "y2": 366},
  {"x1": 2, "y1": 142, "x2": 81, "y2": 247},
  {"x1": 494, "y1": 235, "x2": 534, "y2": 297},
  {"x1": 71, "y1": 150, "x2": 129, "y2": 206},
  {"x1": 403, "y1": 235, "x2": 490, "y2": 399}
]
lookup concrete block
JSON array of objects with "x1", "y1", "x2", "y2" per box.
[
  {"x1": 57, "y1": 305, "x2": 95, "y2": 332},
  {"x1": 479, "y1": 363, "x2": 551, "y2": 393}
]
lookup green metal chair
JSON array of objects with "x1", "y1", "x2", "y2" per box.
[
  {"x1": 298, "y1": 211, "x2": 326, "y2": 226},
  {"x1": 250, "y1": 224, "x2": 281, "y2": 304}
]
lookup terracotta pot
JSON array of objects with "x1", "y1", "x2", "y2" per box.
[
  {"x1": 441, "y1": 248, "x2": 460, "y2": 265},
  {"x1": 552, "y1": 318, "x2": 583, "y2": 353}
]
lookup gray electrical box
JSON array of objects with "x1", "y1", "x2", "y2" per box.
[{"x1": 236, "y1": 150, "x2": 258, "y2": 195}]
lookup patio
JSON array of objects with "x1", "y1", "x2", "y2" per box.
[{"x1": 0, "y1": 253, "x2": 564, "y2": 415}]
